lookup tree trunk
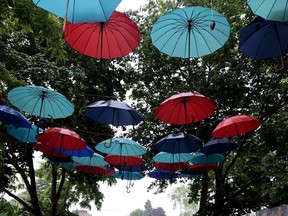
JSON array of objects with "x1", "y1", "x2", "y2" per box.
[
  {"x1": 199, "y1": 172, "x2": 209, "y2": 216},
  {"x1": 51, "y1": 165, "x2": 58, "y2": 216}
]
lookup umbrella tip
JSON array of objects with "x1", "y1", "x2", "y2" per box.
[{"x1": 210, "y1": 21, "x2": 216, "y2": 30}]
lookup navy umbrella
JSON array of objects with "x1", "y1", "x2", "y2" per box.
[
  {"x1": 148, "y1": 170, "x2": 178, "y2": 180},
  {"x1": 200, "y1": 138, "x2": 239, "y2": 155},
  {"x1": 54, "y1": 146, "x2": 94, "y2": 157},
  {"x1": 0, "y1": 105, "x2": 31, "y2": 128},
  {"x1": 114, "y1": 164, "x2": 148, "y2": 172}
]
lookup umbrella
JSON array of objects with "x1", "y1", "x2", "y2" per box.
[
  {"x1": 148, "y1": 170, "x2": 178, "y2": 180},
  {"x1": 0, "y1": 105, "x2": 31, "y2": 128},
  {"x1": 36, "y1": 127, "x2": 87, "y2": 150},
  {"x1": 33, "y1": 0, "x2": 122, "y2": 23},
  {"x1": 212, "y1": 114, "x2": 262, "y2": 138},
  {"x1": 7, "y1": 124, "x2": 43, "y2": 143},
  {"x1": 200, "y1": 138, "x2": 239, "y2": 155},
  {"x1": 155, "y1": 92, "x2": 216, "y2": 125},
  {"x1": 76, "y1": 165, "x2": 108, "y2": 175},
  {"x1": 247, "y1": 0, "x2": 288, "y2": 22},
  {"x1": 114, "y1": 164, "x2": 148, "y2": 172},
  {"x1": 113, "y1": 171, "x2": 144, "y2": 180},
  {"x1": 54, "y1": 146, "x2": 94, "y2": 157},
  {"x1": 154, "y1": 162, "x2": 188, "y2": 171},
  {"x1": 153, "y1": 152, "x2": 193, "y2": 163},
  {"x1": 188, "y1": 164, "x2": 219, "y2": 172},
  {"x1": 7, "y1": 86, "x2": 74, "y2": 119},
  {"x1": 104, "y1": 155, "x2": 144, "y2": 166},
  {"x1": 179, "y1": 170, "x2": 203, "y2": 179},
  {"x1": 85, "y1": 99, "x2": 143, "y2": 126},
  {"x1": 64, "y1": 11, "x2": 140, "y2": 59},
  {"x1": 95, "y1": 138, "x2": 146, "y2": 156},
  {"x1": 150, "y1": 6, "x2": 230, "y2": 58},
  {"x1": 50, "y1": 162, "x2": 77, "y2": 171},
  {"x1": 34, "y1": 143, "x2": 70, "y2": 158},
  {"x1": 190, "y1": 153, "x2": 225, "y2": 164},
  {"x1": 46, "y1": 156, "x2": 73, "y2": 163},
  {"x1": 72, "y1": 153, "x2": 108, "y2": 166},
  {"x1": 238, "y1": 17, "x2": 288, "y2": 69},
  {"x1": 154, "y1": 131, "x2": 202, "y2": 153}
]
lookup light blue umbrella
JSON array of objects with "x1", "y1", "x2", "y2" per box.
[
  {"x1": 7, "y1": 124, "x2": 43, "y2": 143},
  {"x1": 50, "y1": 162, "x2": 77, "y2": 171},
  {"x1": 150, "y1": 6, "x2": 230, "y2": 58},
  {"x1": 72, "y1": 153, "x2": 108, "y2": 167},
  {"x1": 95, "y1": 138, "x2": 147, "y2": 156},
  {"x1": 33, "y1": 0, "x2": 122, "y2": 23},
  {"x1": 247, "y1": 0, "x2": 288, "y2": 22},
  {"x1": 153, "y1": 152, "x2": 193, "y2": 163},
  {"x1": 7, "y1": 85, "x2": 74, "y2": 119},
  {"x1": 190, "y1": 153, "x2": 225, "y2": 164},
  {"x1": 113, "y1": 171, "x2": 144, "y2": 180}
]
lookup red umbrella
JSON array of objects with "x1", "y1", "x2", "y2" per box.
[
  {"x1": 154, "y1": 162, "x2": 188, "y2": 171},
  {"x1": 212, "y1": 114, "x2": 262, "y2": 138},
  {"x1": 76, "y1": 165, "x2": 108, "y2": 175},
  {"x1": 64, "y1": 11, "x2": 140, "y2": 59},
  {"x1": 155, "y1": 92, "x2": 216, "y2": 125},
  {"x1": 36, "y1": 127, "x2": 86, "y2": 150},
  {"x1": 34, "y1": 143, "x2": 70, "y2": 158},
  {"x1": 188, "y1": 164, "x2": 219, "y2": 172},
  {"x1": 104, "y1": 155, "x2": 144, "y2": 166}
]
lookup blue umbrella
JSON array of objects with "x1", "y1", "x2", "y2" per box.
[
  {"x1": 150, "y1": 6, "x2": 230, "y2": 58},
  {"x1": 148, "y1": 170, "x2": 178, "y2": 180},
  {"x1": 95, "y1": 138, "x2": 147, "y2": 156},
  {"x1": 113, "y1": 171, "x2": 144, "y2": 180},
  {"x1": 239, "y1": 17, "x2": 288, "y2": 69},
  {"x1": 179, "y1": 170, "x2": 203, "y2": 179},
  {"x1": 190, "y1": 153, "x2": 225, "y2": 164},
  {"x1": 7, "y1": 85, "x2": 74, "y2": 119},
  {"x1": 54, "y1": 146, "x2": 94, "y2": 157},
  {"x1": 85, "y1": 99, "x2": 143, "y2": 127},
  {"x1": 153, "y1": 152, "x2": 193, "y2": 163},
  {"x1": 72, "y1": 153, "x2": 108, "y2": 167},
  {"x1": 50, "y1": 162, "x2": 77, "y2": 171},
  {"x1": 7, "y1": 124, "x2": 43, "y2": 143},
  {"x1": 0, "y1": 105, "x2": 31, "y2": 128},
  {"x1": 154, "y1": 132, "x2": 202, "y2": 153},
  {"x1": 200, "y1": 138, "x2": 239, "y2": 155},
  {"x1": 33, "y1": 0, "x2": 122, "y2": 23},
  {"x1": 247, "y1": 0, "x2": 288, "y2": 22},
  {"x1": 114, "y1": 164, "x2": 148, "y2": 172}
]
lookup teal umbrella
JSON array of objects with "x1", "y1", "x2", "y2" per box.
[
  {"x1": 7, "y1": 85, "x2": 74, "y2": 119},
  {"x1": 150, "y1": 6, "x2": 230, "y2": 58},
  {"x1": 7, "y1": 124, "x2": 43, "y2": 143},
  {"x1": 72, "y1": 153, "x2": 108, "y2": 166},
  {"x1": 113, "y1": 171, "x2": 144, "y2": 181},
  {"x1": 95, "y1": 138, "x2": 146, "y2": 156},
  {"x1": 247, "y1": 0, "x2": 288, "y2": 22},
  {"x1": 190, "y1": 152, "x2": 225, "y2": 164},
  {"x1": 153, "y1": 152, "x2": 193, "y2": 163}
]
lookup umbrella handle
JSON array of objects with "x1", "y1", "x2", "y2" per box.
[
  {"x1": 275, "y1": 57, "x2": 285, "y2": 71},
  {"x1": 104, "y1": 137, "x2": 112, "y2": 148},
  {"x1": 126, "y1": 185, "x2": 131, "y2": 193}
]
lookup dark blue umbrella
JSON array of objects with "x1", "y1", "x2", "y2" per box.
[
  {"x1": 54, "y1": 146, "x2": 94, "y2": 157},
  {"x1": 114, "y1": 164, "x2": 148, "y2": 172},
  {"x1": 7, "y1": 124, "x2": 43, "y2": 143},
  {"x1": 148, "y1": 170, "x2": 178, "y2": 180},
  {"x1": 154, "y1": 132, "x2": 202, "y2": 153},
  {"x1": 200, "y1": 138, "x2": 239, "y2": 155},
  {"x1": 239, "y1": 17, "x2": 288, "y2": 69},
  {"x1": 85, "y1": 99, "x2": 143, "y2": 127},
  {"x1": 0, "y1": 105, "x2": 31, "y2": 128}
]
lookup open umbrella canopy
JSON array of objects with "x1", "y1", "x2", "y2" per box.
[
  {"x1": 104, "y1": 155, "x2": 144, "y2": 166},
  {"x1": 212, "y1": 114, "x2": 262, "y2": 138},
  {"x1": 200, "y1": 138, "x2": 239, "y2": 155},
  {"x1": 179, "y1": 170, "x2": 204, "y2": 179},
  {"x1": 247, "y1": 0, "x2": 288, "y2": 22},
  {"x1": 150, "y1": 6, "x2": 230, "y2": 58},
  {"x1": 154, "y1": 131, "x2": 202, "y2": 153},
  {"x1": 113, "y1": 171, "x2": 144, "y2": 180},
  {"x1": 0, "y1": 105, "x2": 31, "y2": 128},
  {"x1": 190, "y1": 153, "x2": 225, "y2": 164},
  {"x1": 34, "y1": 143, "x2": 70, "y2": 158},
  {"x1": 148, "y1": 170, "x2": 178, "y2": 180},
  {"x1": 64, "y1": 11, "x2": 140, "y2": 59},
  {"x1": 7, "y1": 124, "x2": 43, "y2": 143},
  {"x1": 114, "y1": 164, "x2": 148, "y2": 172},
  {"x1": 36, "y1": 127, "x2": 87, "y2": 150},
  {"x1": 54, "y1": 146, "x2": 94, "y2": 157},
  {"x1": 153, "y1": 152, "x2": 193, "y2": 163},
  {"x1": 95, "y1": 138, "x2": 146, "y2": 156},
  {"x1": 7, "y1": 86, "x2": 74, "y2": 119},
  {"x1": 155, "y1": 92, "x2": 216, "y2": 125},
  {"x1": 33, "y1": 0, "x2": 122, "y2": 23},
  {"x1": 85, "y1": 99, "x2": 143, "y2": 126},
  {"x1": 76, "y1": 165, "x2": 108, "y2": 175},
  {"x1": 72, "y1": 153, "x2": 108, "y2": 166},
  {"x1": 154, "y1": 162, "x2": 188, "y2": 171},
  {"x1": 188, "y1": 164, "x2": 219, "y2": 172}
]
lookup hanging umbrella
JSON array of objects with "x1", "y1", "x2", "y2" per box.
[
  {"x1": 153, "y1": 152, "x2": 193, "y2": 163},
  {"x1": 32, "y1": 0, "x2": 122, "y2": 23},
  {"x1": 113, "y1": 171, "x2": 144, "y2": 180},
  {"x1": 36, "y1": 127, "x2": 87, "y2": 150},
  {"x1": 50, "y1": 161, "x2": 77, "y2": 171},
  {"x1": 7, "y1": 124, "x2": 43, "y2": 143},
  {"x1": 114, "y1": 164, "x2": 148, "y2": 172},
  {"x1": 188, "y1": 164, "x2": 219, "y2": 172},
  {"x1": 7, "y1": 86, "x2": 74, "y2": 119},
  {"x1": 46, "y1": 156, "x2": 73, "y2": 163},
  {"x1": 212, "y1": 114, "x2": 262, "y2": 138},
  {"x1": 85, "y1": 99, "x2": 143, "y2": 126},
  {"x1": 148, "y1": 170, "x2": 178, "y2": 180},
  {"x1": 154, "y1": 162, "x2": 188, "y2": 171},
  {"x1": 150, "y1": 6, "x2": 230, "y2": 58},
  {"x1": 247, "y1": 0, "x2": 288, "y2": 22},
  {"x1": 95, "y1": 138, "x2": 146, "y2": 156},
  {"x1": 64, "y1": 11, "x2": 140, "y2": 59},
  {"x1": 76, "y1": 165, "x2": 108, "y2": 175},
  {"x1": 54, "y1": 146, "x2": 94, "y2": 157},
  {"x1": 239, "y1": 17, "x2": 288, "y2": 70},
  {"x1": 190, "y1": 153, "x2": 225, "y2": 164},
  {"x1": 155, "y1": 92, "x2": 216, "y2": 125},
  {"x1": 34, "y1": 143, "x2": 70, "y2": 158},
  {"x1": 154, "y1": 131, "x2": 202, "y2": 153},
  {"x1": 200, "y1": 138, "x2": 239, "y2": 155},
  {"x1": 179, "y1": 170, "x2": 203, "y2": 179},
  {"x1": 105, "y1": 166, "x2": 116, "y2": 176},
  {"x1": 104, "y1": 155, "x2": 144, "y2": 166},
  {"x1": 0, "y1": 105, "x2": 31, "y2": 128},
  {"x1": 72, "y1": 153, "x2": 108, "y2": 166}
]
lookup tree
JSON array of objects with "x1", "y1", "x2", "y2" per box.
[{"x1": 129, "y1": 200, "x2": 166, "y2": 216}]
